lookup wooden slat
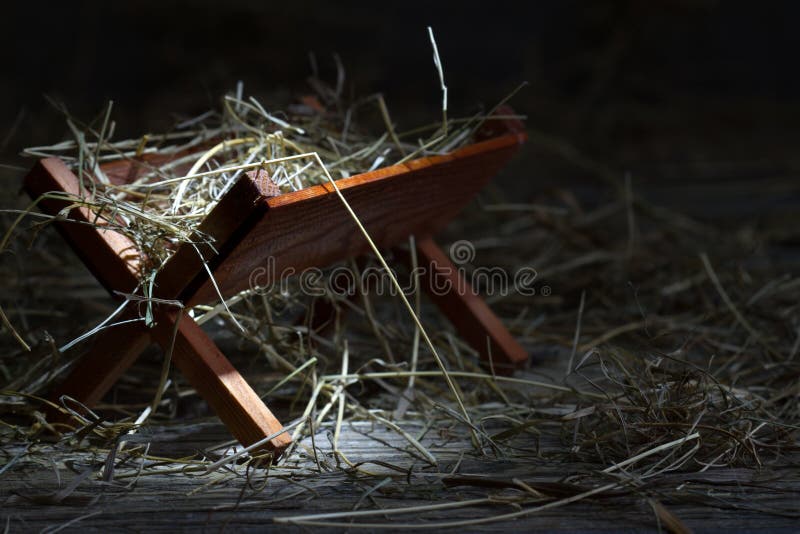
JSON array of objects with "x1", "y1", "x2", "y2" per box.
[
  {"x1": 25, "y1": 160, "x2": 152, "y2": 417},
  {"x1": 154, "y1": 172, "x2": 273, "y2": 302}
]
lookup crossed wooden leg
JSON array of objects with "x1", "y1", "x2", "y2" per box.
[
  {"x1": 51, "y1": 318, "x2": 152, "y2": 411},
  {"x1": 27, "y1": 158, "x2": 290, "y2": 456},
  {"x1": 51, "y1": 309, "x2": 290, "y2": 455}
]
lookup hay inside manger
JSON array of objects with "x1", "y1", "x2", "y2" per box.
[{"x1": 20, "y1": 82, "x2": 505, "y2": 281}]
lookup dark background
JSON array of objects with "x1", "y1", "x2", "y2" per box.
[{"x1": 2, "y1": 0, "x2": 800, "y2": 215}]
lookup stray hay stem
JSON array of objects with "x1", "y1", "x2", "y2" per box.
[
  {"x1": 376, "y1": 94, "x2": 406, "y2": 157},
  {"x1": 276, "y1": 482, "x2": 619, "y2": 529},
  {"x1": 134, "y1": 152, "x2": 317, "y2": 189},
  {"x1": 149, "y1": 309, "x2": 183, "y2": 416},
  {"x1": 204, "y1": 418, "x2": 302, "y2": 473},
  {"x1": 408, "y1": 234, "x2": 421, "y2": 390},
  {"x1": 333, "y1": 342, "x2": 348, "y2": 451},
  {"x1": 700, "y1": 253, "x2": 781, "y2": 359},
  {"x1": 0, "y1": 304, "x2": 29, "y2": 352},
  {"x1": 567, "y1": 290, "x2": 586, "y2": 375},
  {"x1": 275, "y1": 497, "x2": 491, "y2": 525},
  {"x1": 602, "y1": 432, "x2": 701, "y2": 474},
  {"x1": 262, "y1": 357, "x2": 317, "y2": 398},
  {"x1": 427, "y1": 26, "x2": 448, "y2": 135},
  {"x1": 367, "y1": 412, "x2": 437, "y2": 465}
]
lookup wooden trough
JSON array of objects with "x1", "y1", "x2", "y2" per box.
[{"x1": 23, "y1": 108, "x2": 528, "y2": 457}]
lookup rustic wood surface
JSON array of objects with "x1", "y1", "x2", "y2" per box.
[{"x1": 1, "y1": 408, "x2": 797, "y2": 533}]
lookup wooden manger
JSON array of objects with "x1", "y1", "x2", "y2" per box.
[{"x1": 23, "y1": 107, "x2": 528, "y2": 457}]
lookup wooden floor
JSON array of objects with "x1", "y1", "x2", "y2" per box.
[{"x1": 2, "y1": 392, "x2": 799, "y2": 533}]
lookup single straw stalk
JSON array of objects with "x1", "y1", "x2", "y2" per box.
[{"x1": 312, "y1": 151, "x2": 478, "y2": 447}]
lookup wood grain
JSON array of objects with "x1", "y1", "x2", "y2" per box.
[{"x1": 4, "y1": 418, "x2": 796, "y2": 532}]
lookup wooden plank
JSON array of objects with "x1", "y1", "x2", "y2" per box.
[
  {"x1": 3, "y1": 419, "x2": 798, "y2": 532},
  {"x1": 187, "y1": 131, "x2": 526, "y2": 305},
  {"x1": 148, "y1": 308, "x2": 291, "y2": 454},
  {"x1": 24, "y1": 160, "x2": 153, "y2": 417},
  {"x1": 405, "y1": 237, "x2": 529, "y2": 372}
]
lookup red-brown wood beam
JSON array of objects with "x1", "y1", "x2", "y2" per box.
[{"x1": 400, "y1": 237, "x2": 529, "y2": 374}]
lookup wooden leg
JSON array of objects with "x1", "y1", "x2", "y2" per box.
[
  {"x1": 398, "y1": 237, "x2": 529, "y2": 373},
  {"x1": 149, "y1": 308, "x2": 291, "y2": 456},
  {"x1": 49, "y1": 319, "x2": 152, "y2": 420}
]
